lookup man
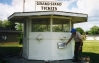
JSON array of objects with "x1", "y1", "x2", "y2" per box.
[{"x1": 66, "y1": 28, "x2": 83, "y2": 62}]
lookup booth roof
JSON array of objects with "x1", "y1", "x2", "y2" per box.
[{"x1": 8, "y1": 11, "x2": 88, "y2": 23}]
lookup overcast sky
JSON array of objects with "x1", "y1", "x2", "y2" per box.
[{"x1": 0, "y1": 0, "x2": 99, "y2": 31}]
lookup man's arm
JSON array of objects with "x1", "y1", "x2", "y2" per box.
[{"x1": 66, "y1": 34, "x2": 73, "y2": 45}]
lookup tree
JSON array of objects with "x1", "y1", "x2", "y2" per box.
[
  {"x1": 89, "y1": 25, "x2": 99, "y2": 35},
  {"x1": 75, "y1": 27, "x2": 84, "y2": 35},
  {"x1": 0, "y1": 20, "x2": 16, "y2": 30},
  {"x1": 0, "y1": 20, "x2": 3, "y2": 27},
  {"x1": 10, "y1": 22, "x2": 16, "y2": 30},
  {"x1": 2, "y1": 20, "x2": 11, "y2": 28},
  {"x1": 85, "y1": 30, "x2": 90, "y2": 35},
  {"x1": 16, "y1": 23, "x2": 22, "y2": 30}
]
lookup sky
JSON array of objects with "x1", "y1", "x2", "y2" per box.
[{"x1": 0, "y1": 0, "x2": 99, "y2": 31}]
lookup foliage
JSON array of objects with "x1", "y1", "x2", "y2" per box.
[
  {"x1": 0, "y1": 20, "x2": 16, "y2": 30},
  {"x1": 2, "y1": 20, "x2": 11, "y2": 28},
  {"x1": 82, "y1": 34, "x2": 86, "y2": 41},
  {"x1": 89, "y1": 25, "x2": 99, "y2": 35},
  {"x1": 16, "y1": 23, "x2": 22, "y2": 31},
  {"x1": 0, "y1": 20, "x2": 23, "y2": 31},
  {"x1": 32, "y1": 24, "x2": 50, "y2": 32},
  {"x1": 0, "y1": 20, "x2": 3, "y2": 27},
  {"x1": 52, "y1": 25, "x2": 62, "y2": 32},
  {"x1": 76, "y1": 25, "x2": 99, "y2": 35},
  {"x1": 17, "y1": 33, "x2": 23, "y2": 44},
  {"x1": 76, "y1": 27, "x2": 84, "y2": 35}
]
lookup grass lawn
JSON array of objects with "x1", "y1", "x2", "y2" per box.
[
  {"x1": 83, "y1": 40, "x2": 99, "y2": 63},
  {"x1": 0, "y1": 42, "x2": 22, "y2": 58},
  {"x1": 0, "y1": 41, "x2": 99, "y2": 63}
]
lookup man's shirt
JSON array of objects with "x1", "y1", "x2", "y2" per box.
[{"x1": 71, "y1": 32, "x2": 82, "y2": 42}]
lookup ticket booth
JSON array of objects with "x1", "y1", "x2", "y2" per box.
[{"x1": 8, "y1": 11, "x2": 88, "y2": 61}]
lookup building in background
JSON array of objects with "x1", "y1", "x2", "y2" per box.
[{"x1": 0, "y1": 30, "x2": 21, "y2": 42}]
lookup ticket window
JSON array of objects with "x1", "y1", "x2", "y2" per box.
[
  {"x1": 31, "y1": 18, "x2": 70, "y2": 32},
  {"x1": 31, "y1": 18, "x2": 50, "y2": 32},
  {"x1": 52, "y1": 18, "x2": 70, "y2": 32}
]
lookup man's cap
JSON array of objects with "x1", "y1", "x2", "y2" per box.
[{"x1": 70, "y1": 28, "x2": 76, "y2": 33}]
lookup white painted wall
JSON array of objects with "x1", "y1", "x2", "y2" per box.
[
  {"x1": 27, "y1": 32, "x2": 74, "y2": 61},
  {"x1": 23, "y1": 38, "x2": 29, "y2": 58},
  {"x1": 51, "y1": 33, "x2": 74, "y2": 60}
]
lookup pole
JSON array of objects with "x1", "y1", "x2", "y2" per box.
[
  {"x1": 23, "y1": 0, "x2": 25, "y2": 12},
  {"x1": 22, "y1": 0, "x2": 25, "y2": 33},
  {"x1": 35, "y1": 1, "x2": 36, "y2": 11}
]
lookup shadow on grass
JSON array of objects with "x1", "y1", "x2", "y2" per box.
[
  {"x1": 0, "y1": 47, "x2": 99, "y2": 63},
  {"x1": 82, "y1": 52, "x2": 99, "y2": 63},
  {"x1": 0, "y1": 47, "x2": 22, "y2": 59}
]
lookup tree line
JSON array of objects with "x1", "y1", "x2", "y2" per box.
[
  {"x1": 0, "y1": 20, "x2": 22, "y2": 30},
  {"x1": 76, "y1": 26, "x2": 99, "y2": 35},
  {"x1": 0, "y1": 20, "x2": 16, "y2": 30},
  {"x1": 76, "y1": 26, "x2": 99, "y2": 41}
]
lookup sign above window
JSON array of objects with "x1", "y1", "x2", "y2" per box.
[{"x1": 35, "y1": 1, "x2": 63, "y2": 11}]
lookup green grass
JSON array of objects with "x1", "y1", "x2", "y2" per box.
[
  {"x1": 84, "y1": 40, "x2": 99, "y2": 42},
  {"x1": 83, "y1": 41, "x2": 99, "y2": 63},
  {"x1": 0, "y1": 41, "x2": 99, "y2": 63},
  {"x1": 0, "y1": 42, "x2": 22, "y2": 47},
  {"x1": 0, "y1": 45, "x2": 22, "y2": 47},
  {"x1": 0, "y1": 42, "x2": 22, "y2": 58}
]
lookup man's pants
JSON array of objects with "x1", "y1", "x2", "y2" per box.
[{"x1": 74, "y1": 42, "x2": 82, "y2": 61}]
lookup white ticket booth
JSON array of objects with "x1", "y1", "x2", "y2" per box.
[{"x1": 8, "y1": 11, "x2": 88, "y2": 61}]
